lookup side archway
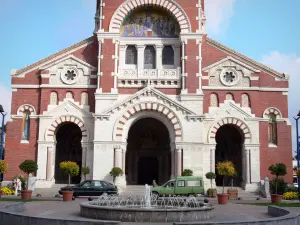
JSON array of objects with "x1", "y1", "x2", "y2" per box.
[
  {"x1": 208, "y1": 117, "x2": 251, "y2": 144},
  {"x1": 109, "y1": 0, "x2": 191, "y2": 33},
  {"x1": 45, "y1": 115, "x2": 89, "y2": 142},
  {"x1": 113, "y1": 102, "x2": 183, "y2": 142}
]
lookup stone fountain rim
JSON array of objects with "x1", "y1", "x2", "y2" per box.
[{"x1": 81, "y1": 202, "x2": 214, "y2": 212}]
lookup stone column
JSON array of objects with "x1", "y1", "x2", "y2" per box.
[
  {"x1": 112, "y1": 39, "x2": 119, "y2": 94},
  {"x1": 122, "y1": 148, "x2": 126, "y2": 174},
  {"x1": 82, "y1": 146, "x2": 87, "y2": 168},
  {"x1": 97, "y1": 39, "x2": 103, "y2": 92},
  {"x1": 46, "y1": 147, "x2": 53, "y2": 180},
  {"x1": 176, "y1": 148, "x2": 182, "y2": 177},
  {"x1": 156, "y1": 44, "x2": 163, "y2": 71},
  {"x1": 181, "y1": 40, "x2": 187, "y2": 94},
  {"x1": 137, "y1": 45, "x2": 145, "y2": 76},
  {"x1": 196, "y1": 39, "x2": 203, "y2": 94},
  {"x1": 171, "y1": 149, "x2": 175, "y2": 178},
  {"x1": 245, "y1": 149, "x2": 250, "y2": 184},
  {"x1": 114, "y1": 147, "x2": 122, "y2": 168}
]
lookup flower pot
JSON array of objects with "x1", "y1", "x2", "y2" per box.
[
  {"x1": 227, "y1": 189, "x2": 238, "y2": 200},
  {"x1": 271, "y1": 194, "x2": 282, "y2": 203},
  {"x1": 21, "y1": 190, "x2": 32, "y2": 200},
  {"x1": 62, "y1": 191, "x2": 74, "y2": 202},
  {"x1": 217, "y1": 193, "x2": 229, "y2": 204}
]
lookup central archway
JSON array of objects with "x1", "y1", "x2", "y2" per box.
[
  {"x1": 126, "y1": 118, "x2": 171, "y2": 185},
  {"x1": 215, "y1": 124, "x2": 244, "y2": 186},
  {"x1": 55, "y1": 122, "x2": 82, "y2": 184}
]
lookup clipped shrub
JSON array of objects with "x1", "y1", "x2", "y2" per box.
[
  {"x1": 59, "y1": 161, "x2": 79, "y2": 185},
  {"x1": 269, "y1": 178, "x2": 288, "y2": 195},
  {"x1": 216, "y1": 161, "x2": 235, "y2": 194},
  {"x1": 182, "y1": 169, "x2": 193, "y2": 176},
  {"x1": 268, "y1": 163, "x2": 287, "y2": 195},
  {"x1": 205, "y1": 172, "x2": 216, "y2": 189},
  {"x1": 109, "y1": 167, "x2": 123, "y2": 184},
  {"x1": 81, "y1": 166, "x2": 90, "y2": 181},
  {"x1": 283, "y1": 192, "x2": 298, "y2": 200},
  {"x1": 19, "y1": 160, "x2": 38, "y2": 189}
]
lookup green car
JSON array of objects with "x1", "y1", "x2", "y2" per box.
[{"x1": 151, "y1": 176, "x2": 204, "y2": 197}]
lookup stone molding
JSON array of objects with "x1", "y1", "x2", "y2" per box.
[
  {"x1": 263, "y1": 107, "x2": 283, "y2": 119},
  {"x1": 17, "y1": 104, "x2": 37, "y2": 116}
]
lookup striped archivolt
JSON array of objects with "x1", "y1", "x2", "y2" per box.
[
  {"x1": 208, "y1": 117, "x2": 251, "y2": 144},
  {"x1": 114, "y1": 102, "x2": 182, "y2": 140},
  {"x1": 46, "y1": 115, "x2": 88, "y2": 142},
  {"x1": 109, "y1": 0, "x2": 191, "y2": 33}
]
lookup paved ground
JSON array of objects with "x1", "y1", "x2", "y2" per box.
[{"x1": 0, "y1": 196, "x2": 281, "y2": 224}]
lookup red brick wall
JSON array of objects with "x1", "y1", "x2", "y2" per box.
[{"x1": 185, "y1": 40, "x2": 199, "y2": 93}]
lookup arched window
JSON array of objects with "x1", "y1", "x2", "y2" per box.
[
  {"x1": 162, "y1": 46, "x2": 174, "y2": 65},
  {"x1": 210, "y1": 93, "x2": 219, "y2": 107},
  {"x1": 66, "y1": 92, "x2": 73, "y2": 99},
  {"x1": 50, "y1": 92, "x2": 58, "y2": 105},
  {"x1": 81, "y1": 92, "x2": 89, "y2": 105},
  {"x1": 268, "y1": 113, "x2": 277, "y2": 145},
  {"x1": 21, "y1": 110, "x2": 30, "y2": 141},
  {"x1": 125, "y1": 45, "x2": 137, "y2": 65},
  {"x1": 144, "y1": 46, "x2": 156, "y2": 69},
  {"x1": 226, "y1": 93, "x2": 234, "y2": 101},
  {"x1": 241, "y1": 94, "x2": 250, "y2": 107}
]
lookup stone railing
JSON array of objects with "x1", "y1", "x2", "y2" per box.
[{"x1": 118, "y1": 68, "x2": 181, "y2": 88}]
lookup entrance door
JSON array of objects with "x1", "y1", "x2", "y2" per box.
[{"x1": 138, "y1": 156, "x2": 159, "y2": 185}]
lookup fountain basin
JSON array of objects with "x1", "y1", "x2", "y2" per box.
[{"x1": 80, "y1": 202, "x2": 214, "y2": 222}]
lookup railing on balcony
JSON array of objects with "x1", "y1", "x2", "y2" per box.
[{"x1": 118, "y1": 68, "x2": 181, "y2": 88}]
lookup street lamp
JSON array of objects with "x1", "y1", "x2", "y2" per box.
[
  {"x1": 293, "y1": 111, "x2": 300, "y2": 200},
  {"x1": 0, "y1": 104, "x2": 6, "y2": 161}
]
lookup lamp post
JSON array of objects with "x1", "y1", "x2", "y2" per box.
[
  {"x1": 293, "y1": 111, "x2": 300, "y2": 200},
  {"x1": 0, "y1": 104, "x2": 6, "y2": 161}
]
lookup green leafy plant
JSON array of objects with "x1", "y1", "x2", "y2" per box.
[
  {"x1": 182, "y1": 169, "x2": 193, "y2": 176},
  {"x1": 205, "y1": 172, "x2": 216, "y2": 189},
  {"x1": 19, "y1": 160, "x2": 38, "y2": 190},
  {"x1": 59, "y1": 161, "x2": 79, "y2": 185},
  {"x1": 269, "y1": 178, "x2": 288, "y2": 195},
  {"x1": 81, "y1": 166, "x2": 90, "y2": 181},
  {"x1": 216, "y1": 161, "x2": 236, "y2": 194},
  {"x1": 109, "y1": 167, "x2": 123, "y2": 184},
  {"x1": 268, "y1": 163, "x2": 287, "y2": 195}
]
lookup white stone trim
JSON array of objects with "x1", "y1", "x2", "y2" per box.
[
  {"x1": 263, "y1": 107, "x2": 283, "y2": 119},
  {"x1": 17, "y1": 104, "x2": 37, "y2": 116},
  {"x1": 11, "y1": 84, "x2": 97, "y2": 89},
  {"x1": 108, "y1": 0, "x2": 192, "y2": 34},
  {"x1": 207, "y1": 117, "x2": 252, "y2": 144},
  {"x1": 113, "y1": 102, "x2": 183, "y2": 142},
  {"x1": 202, "y1": 86, "x2": 288, "y2": 92},
  {"x1": 45, "y1": 115, "x2": 89, "y2": 142}
]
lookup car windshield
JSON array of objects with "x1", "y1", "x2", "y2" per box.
[
  {"x1": 80, "y1": 181, "x2": 92, "y2": 187},
  {"x1": 163, "y1": 181, "x2": 175, "y2": 188}
]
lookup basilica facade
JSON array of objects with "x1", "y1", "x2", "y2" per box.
[{"x1": 4, "y1": 0, "x2": 293, "y2": 191}]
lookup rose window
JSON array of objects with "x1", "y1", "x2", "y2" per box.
[
  {"x1": 220, "y1": 69, "x2": 239, "y2": 86},
  {"x1": 61, "y1": 68, "x2": 79, "y2": 84}
]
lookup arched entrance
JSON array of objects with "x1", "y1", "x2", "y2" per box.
[
  {"x1": 215, "y1": 124, "x2": 244, "y2": 186},
  {"x1": 55, "y1": 122, "x2": 82, "y2": 184},
  {"x1": 126, "y1": 118, "x2": 171, "y2": 185}
]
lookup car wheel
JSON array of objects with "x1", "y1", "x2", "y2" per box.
[{"x1": 151, "y1": 192, "x2": 159, "y2": 199}]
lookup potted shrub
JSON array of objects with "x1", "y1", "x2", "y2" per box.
[
  {"x1": 182, "y1": 169, "x2": 193, "y2": 176},
  {"x1": 81, "y1": 166, "x2": 90, "y2": 181},
  {"x1": 0, "y1": 160, "x2": 8, "y2": 197},
  {"x1": 268, "y1": 163, "x2": 287, "y2": 203},
  {"x1": 59, "y1": 161, "x2": 79, "y2": 201},
  {"x1": 227, "y1": 171, "x2": 238, "y2": 200},
  {"x1": 109, "y1": 167, "x2": 123, "y2": 184},
  {"x1": 216, "y1": 160, "x2": 236, "y2": 204},
  {"x1": 205, "y1": 172, "x2": 216, "y2": 198},
  {"x1": 19, "y1": 160, "x2": 38, "y2": 200}
]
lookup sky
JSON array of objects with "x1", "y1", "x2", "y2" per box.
[{"x1": 0, "y1": 0, "x2": 300, "y2": 154}]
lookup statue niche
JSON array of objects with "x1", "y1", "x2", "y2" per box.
[{"x1": 121, "y1": 7, "x2": 180, "y2": 38}]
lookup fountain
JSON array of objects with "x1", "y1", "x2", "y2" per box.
[{"x1": 80, "y1": 186, "x2": 214, "y2": 222}]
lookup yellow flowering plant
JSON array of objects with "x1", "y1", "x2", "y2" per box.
[
  {"x1": 59, "y1": 161, "x2": 79, "y2": 185},
  {"x1": 216, "y1": 161, "x2": 236, "y2": 194},
  {"x1": 0, "y1": 187, "x2": 14, "y2": 195},
  {"x1": 283, "y1": 192, "x2": 298, "y2": 200},
  {"x1": 0, "y1": 160, "x2": 8, "y2": 175}
]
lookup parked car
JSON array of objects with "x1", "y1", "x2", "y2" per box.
[
  {"x1": 151, "y1": 176, "x2": 205, "y2": 197},
  {"x1": 58, "y1": 180, "x2": 118, "y2": 197}
]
